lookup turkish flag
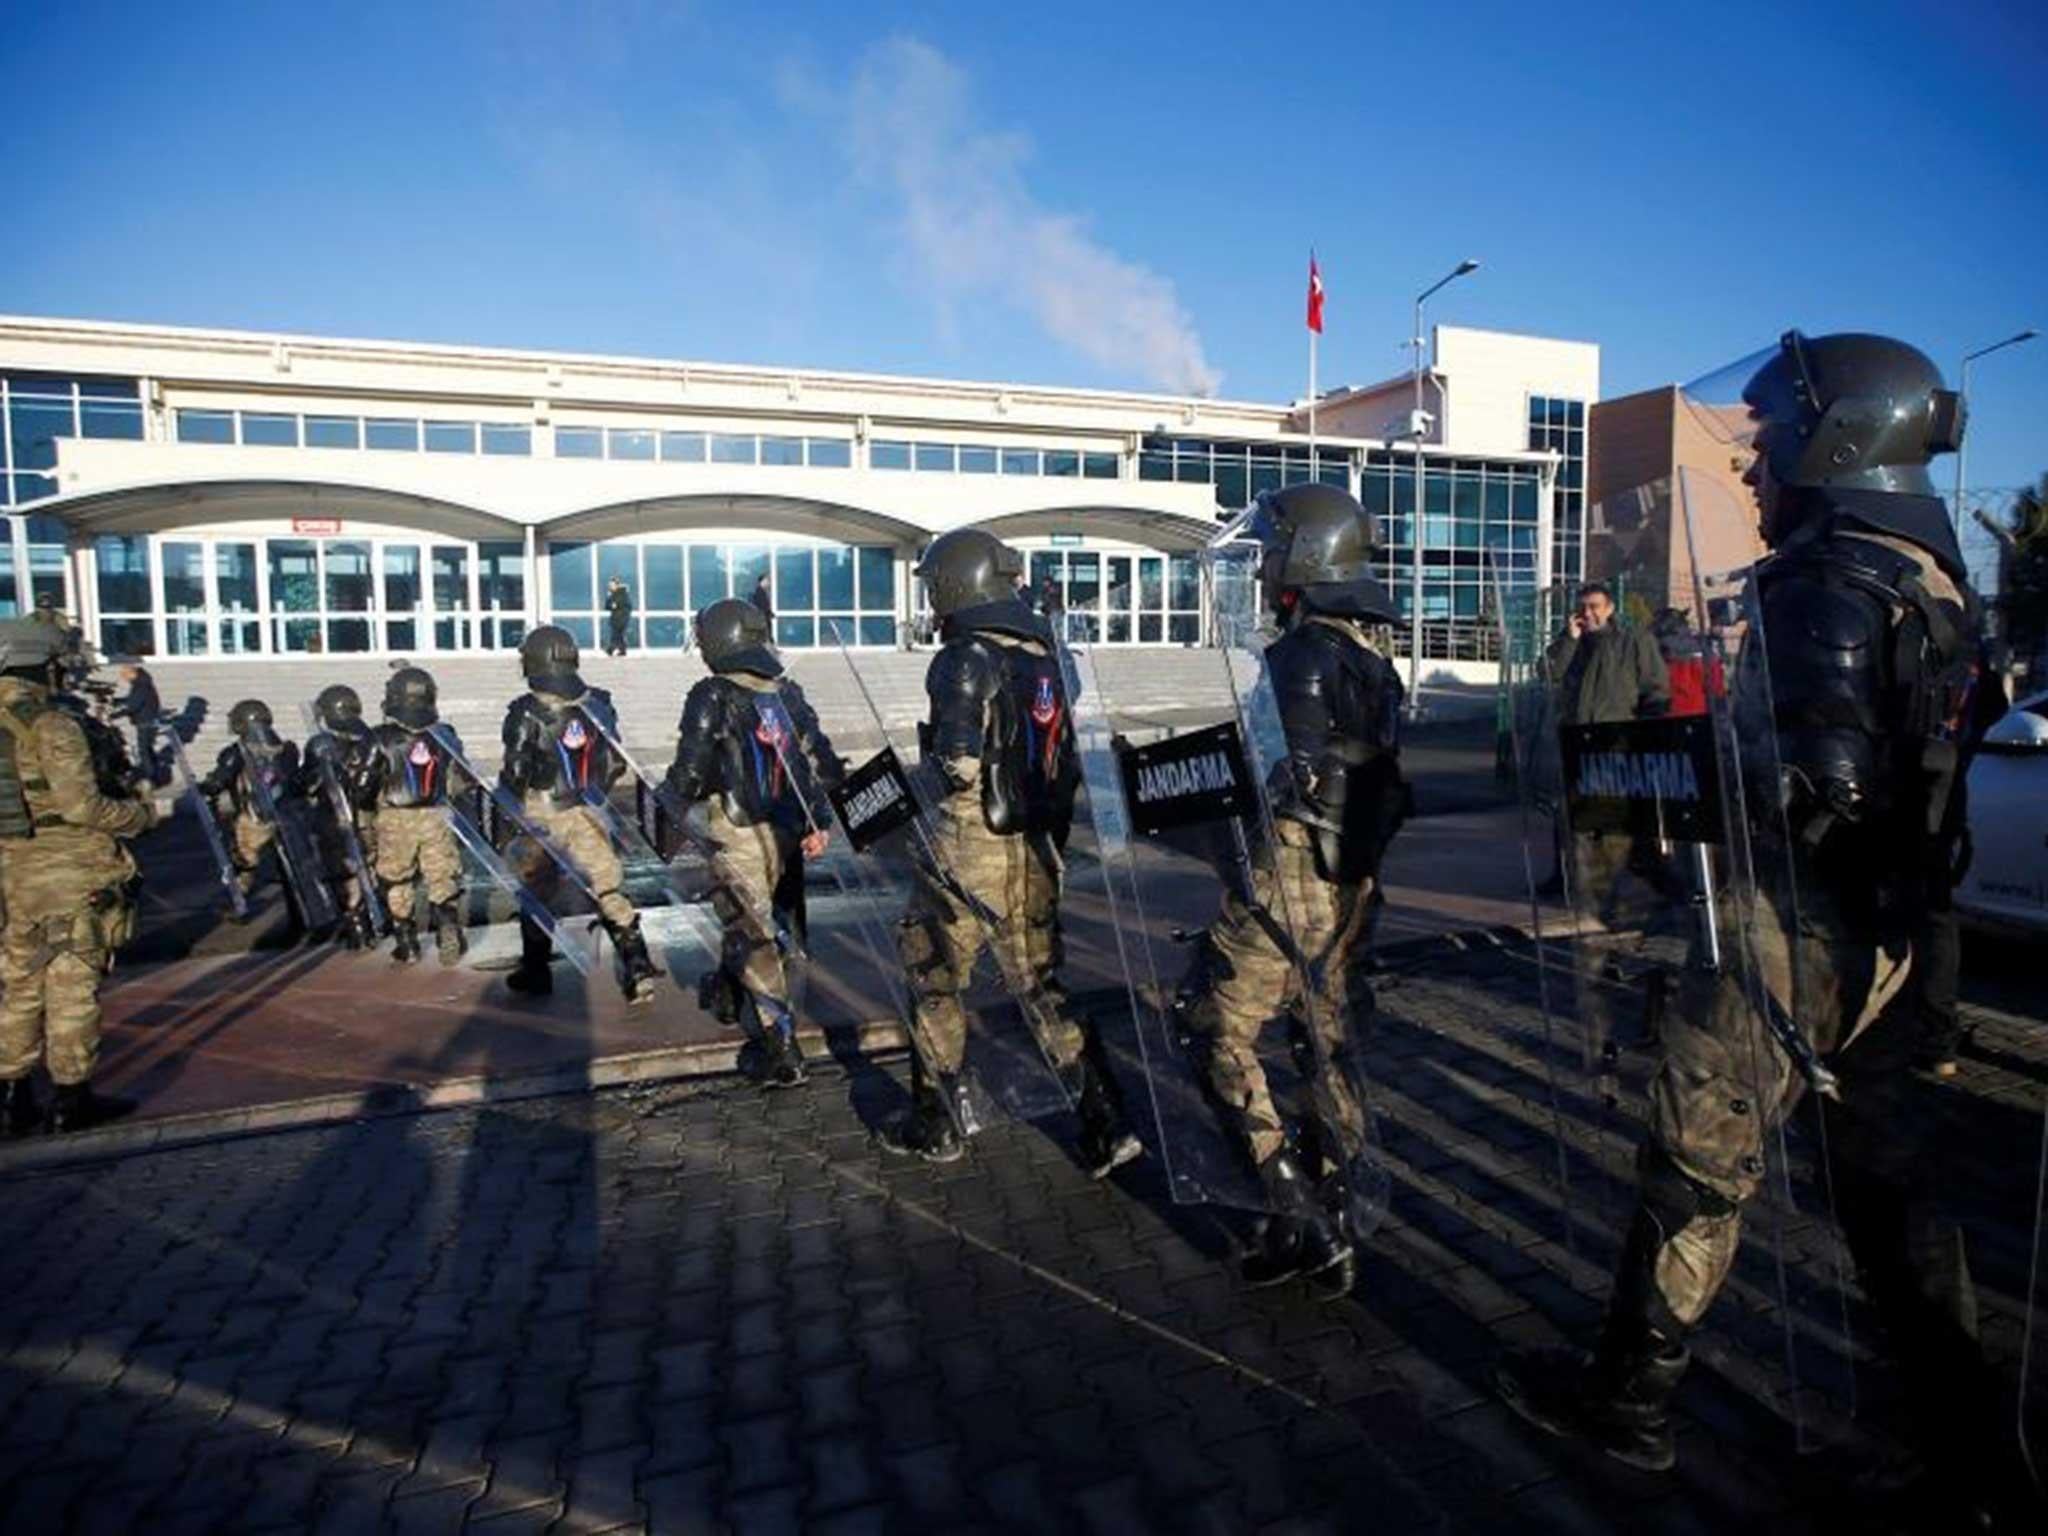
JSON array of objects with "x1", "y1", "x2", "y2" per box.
[{"x1": 1306, "y1": 253, "x2": 1325, "y2": 334}]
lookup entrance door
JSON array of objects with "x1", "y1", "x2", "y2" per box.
[{"x1": 1106, "y1": 555, "x2": 1133, "y2": 643}]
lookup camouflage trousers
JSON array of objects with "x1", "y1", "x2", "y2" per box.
[
  {"x1": 895, "y1": 806, "x2": 1085, "y2": 1080},
  {"x1": 705, "y1": 805, "x2": 798, "y2": 1016},
  {"x1": 517, "y1": 798, "x2": 636, "y2": 929},
  {"x1": 317, "y1": 810, "x2": 378, "y2": 914},
  {"x1": 0, "y1": 837, "x2": 137, "y2": 1086},
  {"x1": 375, "y1": 807, "x2": 460, "y2": 921},
  {"x1": 1183, "y1": 820, "x2": 1372, "y2": 1167},
  {"x1": 1634, "y1": 878, "x2": 1980, "y2": 1364},
  {"x1": 230, "y1": 810, "x2": 275, "y2": 895}
]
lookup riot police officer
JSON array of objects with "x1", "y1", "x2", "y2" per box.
[
  {"x1": 666, "y1": 598, "x2": 842, "y2": 1087},
  {"x1": 300, "y1": 683, "x2": 381, "y2": 950},
  {"x1": 1177, "y1": 484, "x2": 1406, "y2": 1293},
  {"x1": 881, "y1": 528, "x2": 1140, "y2": 1176},
  {"x1": 500, "y1": 626, "x2": 658, "y2": 1002},
  {"x1": 362, "y1": 668, "x2": 467, "y2": 964},
  {"x1": 0, "y1": 619, "x2": 156, "y2": 1134},
  {"x1": 1497, "y1": 333, "x2": 2029, "y2": 1521},
  {"x1": 199, "y1": 699, "x2": 303, "y2": 913}
]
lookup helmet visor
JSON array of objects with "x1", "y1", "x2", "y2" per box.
[{"x1": 1679, "y1": 340, "x2": 1784, "y2": 449}]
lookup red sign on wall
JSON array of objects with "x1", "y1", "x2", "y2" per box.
[{"x1": 291, "y1": 517, "x2": 343, "y2": 535}]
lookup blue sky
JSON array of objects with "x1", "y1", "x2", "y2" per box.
[{"x1": 5, "y1": 0, "x2": 2044, "y2": 496}]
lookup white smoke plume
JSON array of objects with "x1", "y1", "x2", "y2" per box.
[{"x1": 803, "y1": 38, "x2": 1221, "y2": 397}]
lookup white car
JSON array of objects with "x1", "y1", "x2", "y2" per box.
[{"x1": 1956, "y1": 688, "x2": 2048, "y2": 935}]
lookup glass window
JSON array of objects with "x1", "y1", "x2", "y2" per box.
[
  {"x1": 80, "y1": 385, "x2": 143, "y2": 441},
  {"x1": 176, "y1": 409, "x2": 234, "y2": 445},
  {"x1": 608, "y1": 428, "x2": 655, "y2": 461},
  {"x1": 425, "y1": 420, "x2": 477, "y2": 454},
  {"x1": 555, "y1": 616, "x2": 595, "y2": 650},
  {"x1": 958, "y1": 446, "x2": 998, "y2": 475},
  {"x1": 1083, "y1": 451, "x2": 1119, "y2": 480},
  {"x1": 644, "y1": 546, "x2": 684, "y2": 610},
  {"x1": 686, "y1": 545, "x2": 725, "y2": 607},
  {"x1": 478, "y1": 540, "x2": 525, "y2": 614},
  {"x1": 216, "y1": 543, "x2": 258, "y2": 615},
  {"x1": 760, "y1": 436, "x2": 804, "y2": 467},
  {"x1": 776, "y1": 548, "x2": 814, "y2": 610},
  {"x1": 268, "y1": 540, "x2": 319, "y2": 612},
  {"x1": 325, "y1": 540, "x2": 373, "y2": 611},
  {"x1": 94, "y1": 535, "x2": 151, "y2": 613},
  {"x1": 384, "y1": 545, "x2": 422, "y2": 614},
  {"x1": 731, "y1": 546, "x2": 770, "y2": 600},
  {"x1": 870, "y1": 440, "x2": 911, "y2": 471},
  {"x1": 914, "y1": 442, "x2": 955, "y2": 473},
  {"x1": 857, "y1": 615, "x2": 895, "y2": 647},
  {"x1": 166, "y1": 617, "x2": 208, "y2": 656},
  {"x1": 857, "y1": 546, "x2": 894, "y2": 610},
  {"x1": 99, "y1": 618, "x2": 152, "y2": 657},
  {"x1": 481, "y1": 423, "x2": 531, "y2": 457},
  {"x1": 555, "y1": 426, "x2": 603, "y2": 459},
  {"x1": 432, "y1": 546, "x2": 469, "y2": 611},
  {"x1": 365, "y1": 418, "x2": 419, "y2": 452},
  {"x1": 661, "y1": 431, "x2": 706, "y2": 463},
  {"x1": 9, "y1": 472, "x2": 56, "y2": 505},
  {"x1": 711, "y1": 434, "x2": 756, "y2": 465},
  {"x1": 1139, "y1": 448, "x2": 1173, "y2": 482},
  {"x1": 1169, "y1": 555, "x2": 1200, "y2": 612},
  {"x1": 817, "y1": 547, "x2": 854, "y2": 610},
  {"x1": 327, "y1": 618, "x2": 372, "y2": 653},
  {"x1": 305, "y1": 415, "x2": 361, "y2": 449},
  {"x1": 597, "y1": 543, "x2": 637, "y2": 601},
  {"x1": 645, "y1": 615, "x2": 687, "y2": 649},
  {"x1": 1044, "y1": 450, "x2": 1079, "y2": 478},
  {"x1": 26, "y1": 545, "x2": 64, "y2": 610},
  {"x1": 776, "y1": 617, "x2": 817, "y2": 648},
  {"x1": 805, "y1": 438, "x2": 851, "y2": 468},
  {"x1": 241, "y1": 413, "x2": 297, "y2": 447},
  {"x1": 162, "y1": 542, "x2": 206, "y2": 612},
  {"x1": 548, "y1": 540, "x2": 593, "y2": 612},
  {"x1": 1000, "y1": 448, "x2": 1039, "y2": 476},
  {"x1": 1215, "y1": 463, "x2": 1249, "y2": 511}
]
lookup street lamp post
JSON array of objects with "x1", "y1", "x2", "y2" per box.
[
  {"x1": 1407, "y1": 258, "x2": 1480, "y2": 715},
  {"x1": 1954, "y1": 328, "x2": 2038, "y2": 527}
]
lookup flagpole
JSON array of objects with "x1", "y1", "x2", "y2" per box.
[{"x1": 1308, "y1": 327, "x2": 1318, "y2": 460}]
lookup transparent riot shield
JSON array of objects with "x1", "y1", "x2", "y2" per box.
[
  {"x1": 424, "y1": 722, "x2": 642, "y2": 978},
  {"x1": 1676, "y1": 465, "x2": 1854, "y2": 1449},
  {"x1": 238, "y1": 729, "x2": 340, "y2": 933},
  {"x1": 1059, "y1": 625, "x2": 1265, "y2": 1210},
  {"x1": 821, "y1": 619, "x2": 1073, "y2": 1123},
  {"x1": 1200, "y1": 536, "x2": 1391, "y2": 1243},
  {"x1": 561, "y1": 700, "x2": 702, "y2": 916},
  {"x1": 164, "y1": 730, "x2": 250, "y2": 921},
  {"x1": 296, "y1": 706, "x2": 388, "y2": 938},
  {"x1": 749, "y1": 680, "x2": 985, "y2": 1136},
  {"x1": 436, "y1": 793, "x2": 597, "y2": 977}
]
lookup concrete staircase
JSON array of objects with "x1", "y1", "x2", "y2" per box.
[{"x1": 128, "y1": 646, "x2": 1257, "y2": 778}]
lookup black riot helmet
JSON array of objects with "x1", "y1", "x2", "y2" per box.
[
  {"x1": 1245, "y1": 482, "x2": 1399, "y2": 623},
  {"x1": 914, "y1": 528, "x2": 1035, "y2": 636},
  {"x1": 1740, "y1": 332, "x2": 1963, "y2": 498},
  {"x1": 314, "y1": 683, "x2": 365, "y2": 734},
  {"x1": 227, "y1": 698, "x2": 275, "y2": 737},
  {"x1": 383, "y1": 667, "x2": 439, "y2": 729},
  {"x1": 694, "y1": 597, "x2": 782, "y2": 678},
  {"x1": 0, "y1": 618, "x2": 61, "y2": 680},
  {"x1": 519, "y1": 624, "x2": 584, "y2": 697}
]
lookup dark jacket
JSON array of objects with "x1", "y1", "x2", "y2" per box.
[
  {"x1": 112, "y1": 669, "x2": 161, "y2": 725},
  {"x1": 1543, "y1": 623, "x2": 1670, "y2": 726},
  {"x1": 606, "y1": 585, "x2": 633, "y2": 622}
]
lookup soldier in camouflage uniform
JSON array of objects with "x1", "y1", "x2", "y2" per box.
[
  {"x1": 879, "y1": 528, "x2": 1140, "y2": 1178},
  {"x1": 0, "y1": 619, "x2": 157, "y2": 1135},
  {"x1": 1177, "y1": 484, "x2": 1407, "y2": 1294},
  {"x1": 298, "y1": 683, "x2": 382, "y2": 950},
  {"x1": 198, "y1": 699, "x2": 300, "y2": 909},
  {"x1": 500, "y1": 626, "x2": 659, "y2": 1003},
  {"x1": 1498, "y1": 334, "x2": 2035, "y2": 1525},
  {"x1": 666, "y1": 599, "x2": 843, "y2": 1088},
  {"x1": 361, "y1": 667, "x2": 467, "y2": 965}
]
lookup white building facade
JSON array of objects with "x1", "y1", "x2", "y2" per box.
[{"x1": 0, "y1": 316, "x2": 1595, "y2": 674}]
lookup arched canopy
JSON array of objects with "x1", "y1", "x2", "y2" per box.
[
  {"x1": 26, "y1": 477, "x2": 521, "y2": 543},
  {"x1": 966, "y1": 504, "x2": 1221, "y2": 551},
  {"x1": 543, "y1": 493, "x2": 924, "y2": 546}
]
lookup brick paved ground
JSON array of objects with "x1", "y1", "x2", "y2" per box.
[{"x1": 0, "y1": 932, "x2": 2041, "y2": 1534}]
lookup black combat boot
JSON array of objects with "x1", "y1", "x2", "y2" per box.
[
  {"x1": 506, "y1": 915, "x2": 554, "y2": 996},
  {"x1": 878, "y1": 1082, "x2": 964, "y2": 1164},
  {"x1": 431, "y1": 901, "x2": 468, "y2": 967},
  {"x1": 610, "y1": 917, "x2": 659, "y2": 1005},
  {"x1": 1071, "y1": 1057, "x2": 1142, "y2": 1179},
  {"x1": 45, "y1": 1082, "x2": 138, "y2": 1135},
  {"x1": 758, "y1": 1006, "x2": 809, "y2": 1090},
  {"x1": 697, "y1": 966, "x2": 742, "y2": 1026},
  {"x1": 1494, "y1": 1323, "x2": 1687, "y2": 1472},
  {"x1": 1, "y1": 1076, "x2": 40, "y2": 1138},
  {"x1": 338, "y1": 904, "x2": 371, "y2": 951},
  {"x1": 1242, "y1": 1148, "x2": 1354, "y2": 1292},
  {"x1": 390, "y1": 917, "x2": 420, "y2": 964}
]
